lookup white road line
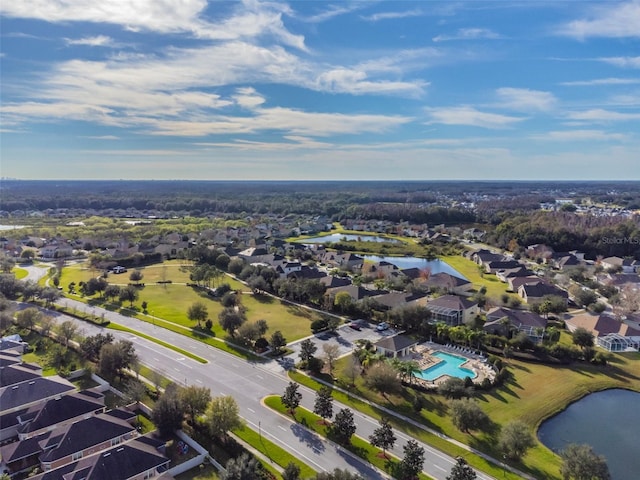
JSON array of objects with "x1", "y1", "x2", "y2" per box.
[
  {"x1": 196, "y1": 379, "x2": 203, "y2": 384},
  {"x1": 278, "y1": 425, "x2": 287, "y2": 431},
  {"x1": 434, "y1": 465, "x2": 446, "y2": 472},
  {"x1": 247, "y1": 408, "x2": 255, "y2": 413}
]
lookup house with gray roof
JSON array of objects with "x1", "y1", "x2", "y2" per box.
[
  {"x1": 0, "y1": 375, "x2": 75, "y2": 415},
  {"x1": 484, "y1": 307, "x2": 547, "y2": 342},
  {"x1": 423, "y1": 272, "x2": 472, "y2": 295},
  {"x1": 427, "y1": 295, "x2": 479, "y2": 326}
]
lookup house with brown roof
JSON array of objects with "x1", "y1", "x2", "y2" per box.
[
  {"x1": 565, "y1": 313, "x2": 640, "y2": 352},
  {"x1": 374, "y1": 334, "x2": 418, "y2": 358},
  {"x1": 422, "y1": 272, "x2": 473, "y2": 295}
]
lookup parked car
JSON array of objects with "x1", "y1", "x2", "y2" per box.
[
  {"x1": 349, "y1": 321, "x2": 361, "y2": 330},
  {"x1": 376, "y1": 322, "x2": 389, "y2": 331}
]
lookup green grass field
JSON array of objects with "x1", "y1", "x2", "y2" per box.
[
  {"x1": 312, "y1": 339, "x2": 640, "y2": 480},
  {"x1": 13, "y1": 267, "x2": 28, "y2": 279},
  {"x1": 442, "y1": 254, "x2": 521, "y2": 303},
  {"x1": 59, "y1": 260, "x2": 328, "y2": 343}
]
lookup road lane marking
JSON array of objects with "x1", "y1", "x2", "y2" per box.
[
  {"x1": 196, "y1": 379, "x2": 203, "y2": 384},
  {"x1": 247, "y1": 408, "x2": 255, "y2": 413},
  {"x1": 434, "y1": 465, "x2": 446, "y2": 472},
  {"x1": 278, "y1": 426, "x2": 287, "y2": 431}
]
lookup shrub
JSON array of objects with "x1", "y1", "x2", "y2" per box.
[{"x1": 310, "y1": 319, "x2": 328, "y2": 333}]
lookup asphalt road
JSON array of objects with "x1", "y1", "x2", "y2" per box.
[{"x1": 21, "y1": 265, "x2": 497, "y2": 479}]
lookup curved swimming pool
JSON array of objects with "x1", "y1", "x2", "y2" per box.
[{"x1": 416, "y1": 351, "x2": 476, "y2": 381}]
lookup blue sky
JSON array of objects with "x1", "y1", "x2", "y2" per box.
[{"x1": 1, "y1": 1, "x2": 639, "y2": 180}]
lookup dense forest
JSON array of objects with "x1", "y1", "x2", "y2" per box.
[{"x1": 1, "y1": 180, "x2": 638, "y2": 259}]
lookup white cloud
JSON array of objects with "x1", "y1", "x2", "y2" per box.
[
  {"x1": 531, "y1": 130, "x2": 627, "y2": 141},
  {"x1": 304, "y1": 5, "x2": 362, "y2": 23},
  {"x1": 561, "y1": 1, "x2": 640, "y2": 39},
  {"x1": 598, "y1": 56, "x2": 640, "y2": 68},
  {"x1": 561, "y1": 77, "x2": 640, "y2": 86},
  {"x1": 83, "y1": 135, "x2": 120, "y2": 140},
  {"x1": 2, "y1": 0, "x2": 308, "y2": 51},
  {"x1": 65, "y1": 35, "x2": 114, "y2": 47},
  {"x1": 432, "y1": 28, "x2": 502, "y2": 43},
  {"x1": 566, "y1": 109, "x2": 640, "y2": 122},
  {"x1": 426, "y1": 106, "x2": 525, "y2": 128},
  {"x1": 233, "y1": 87, "x2": 266, "y2": 109},
  {"x1": 495, "y1": 88, "x2": 556, "y2": 111},
  {"x1": 362, "y1": 9, "x2": 423, "y2": 22}
]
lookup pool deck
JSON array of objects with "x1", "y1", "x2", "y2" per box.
[{"x1": 409, "y1": 342, "x2": 496, "y2": 387}]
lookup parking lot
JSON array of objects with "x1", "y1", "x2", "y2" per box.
[{"x1": 282, "y1": 320, "x2": 398, "y2": 367}]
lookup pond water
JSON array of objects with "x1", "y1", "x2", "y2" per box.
[
  {"x1": 537, "y1": 388, "x2": 640, "y2": 480},
  {"x1": 302, "y1": 233, "x2": 401, "y2": 244},
  {"x1": 361, "y1": 255, "x2": 466, "y2": 279},
  {"x1": 0, "y1": 225, "x2": 25, "y2": 230}
]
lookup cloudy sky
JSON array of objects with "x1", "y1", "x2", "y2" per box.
[{"x1": 1, "y1": 1, "x2": 639, "y2": 180}]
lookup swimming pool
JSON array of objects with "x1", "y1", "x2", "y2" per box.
[{"x1": 416, "y1": 351, "x2": 476, "y2": 381}]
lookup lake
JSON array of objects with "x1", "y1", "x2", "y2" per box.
[
  {"x1": 361, "y1": 255, "x2": 466, "y2": 279},
  {"x1": 302, "y1": 233, "x2": 401, "y2": 244},
  {"x1": 537, "y1": 388, "x2": 640, "y2": 480},
  {"x1": 0, "y1": 225, "x2": 25, "y2": 230}
]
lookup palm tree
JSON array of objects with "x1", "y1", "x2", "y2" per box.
[{"x1": 401, "y1": 360, "x2": 421, "y2": 385}]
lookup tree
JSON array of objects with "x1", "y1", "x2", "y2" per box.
[
  {"x1": 15, "y1": 307, "x2": 41, "y2": 330},
  {"x1": 331, "y1": 408, "x2": 356, "y2": 445},
  {"x1": 397, "y1": 439, "x2": 425, "y2": 480},
  {"x1": 438, "y1": 377, "x2": 472, "y2": 399},
  {"x1": 572, "y1": 327, "x2": 594, "y2": 350},
  {"x1": 334, "y1": 291, "x2": 353, "y2": 313},
  {"x1": 315, "y1": 470, "x2": 364, "y2": 480},
  {"x1": 322, "y1": 343, "x2": 340, "y2": 376},
  {"x1": 450, "y1": 398, "x2": 489, "y2": 434},
  {"x1": 498, "y1": 420, "x2": 535, "y2": 461},
  {"x1": 369, "y1": 417, "x2": 396, "y2": 458},
  {"x1": 218, "y1": 307, "x2": 246, "y2": 337},
  {"x1": 281, "y1": 381, "x2": 302, "y2": 414},
  {"x1": 40, "y1": 287, "x2": 62, "y2": 307},
  {"x1": 125, "y1": 379, "x2": 147, "y2": 405},
  {"x1": 104, "y1": 284, "x2": 121, "y2": 302},
  {"x1": 364, "y1": 362, "x2": 402, "y2": 398},
  {"x1": 298, "y1": 338, "x2": 317, "y2": 365},
  {"x1": 187, "y1": 301, "x2": 208, "y2": 328},
  {"x1": 119, "y1": 285, "x2": 139, "y2": 306},
  {"x1": 270, "y1": 330, "x2": 287, "y2": 355},
  {"x1": 0, "y1": 256, "x2": 15, "y2": 273},
  {"x1": 152, "y1": 383, "x2": 184, "y2": 435},
  {"x1": 313, "y1": 386, "x2": 334, "y2": 423},
  {"x1": 179, "y1": 385, "x2": 211, "y2": 425},
  {"x1": 56, "y1": 320, "x2": 79, "y2": 347},
  {"x1": 80, "y1": 332, "x2": 114, "y2": 360},
  {"x1": 0, "y1": 274, "x2": 23, "y2": 299},
  {"x1": 203, "y1": 395, "x2": 243, "y2": 440},
  {"x1": 343, "y1": 353, "x2": 361, "y2": 386},
  {"x1": 560, "y1": 443, "x2": 611, "y2": 480},
  {"x1": 38, "y1": 315, "x2": 55, "y2": 337},
  {"x1": 221, "y1": 452, "x2": 262, "y2": 480},
  {"x1": 98, "y1": 340, "x2": 138, "y2": 380},
  {"x1": 129, "y1": 269, "x2": 144, "y2": 284},
  {"x1": 282, "y1": 462, "x2": 301, "y2": 480},
  {"x1": 21, "y1": 281, "x2": 42, "y2": 302},
  {"x1": 447, "y1": 457, "x2": 477, "y2": 480}
]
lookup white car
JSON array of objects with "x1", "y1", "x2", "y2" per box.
[{"x1": 376, "y1": 322, "x2": 389, "y2": 331}]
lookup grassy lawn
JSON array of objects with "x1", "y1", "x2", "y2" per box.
[
  {"x1": 442, "y1": 254, "x2": 520, "y2": 303},
  {"x1": 175, "y1": 463, "x2": 220, "y2": 480},
  {"x1": 107, "y1": 323, "x2": 207, "y2": 363},
  {"x1": 232, "y1": 426, "x2": 316, "y2": 479},
  {"x1": 59, "y1": 260, "x2": 326, "y2": 343},
  {"x1": 264, "y1": 396, "x2": 432, "y2": 480},
  {"x1": 13, "y1": 267, "x2": 28, "y2": 279},
  {"x1": 294, "y1": 342, "x2": 640, "y2": 480}
]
